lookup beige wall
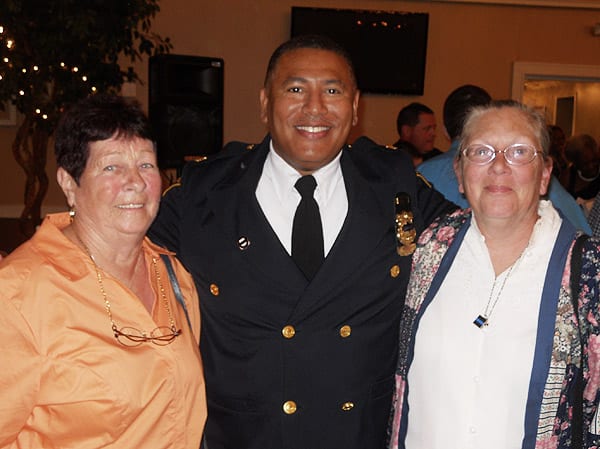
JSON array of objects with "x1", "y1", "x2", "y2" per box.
[
  {"x1": 2, "y1": 0, "x2": 600, "y2": 216},
  {"x1": 575, "y1": 82, "x2": 600, "y2": 137}
]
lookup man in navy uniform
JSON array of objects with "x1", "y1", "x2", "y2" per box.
[{"x1": 149, "y1": 35, "x2": 455, "y2": 449}]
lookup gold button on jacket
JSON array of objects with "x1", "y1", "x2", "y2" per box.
[
  {"x1": 282, "y1": 400, "x2": 297, "y2": 414},
  {"x1": 282, "y1": 325, "x2": 296, "y2": 339},
  {"x1": 339, "y1": 325, "x2": 352, "y2": 338},
  {"x1": 341, "y1": 402, "x2": 355, "y2": 411}
]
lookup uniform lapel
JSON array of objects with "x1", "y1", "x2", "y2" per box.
[
  {"x1": 206, "y1": 138, "x2": 308, "y2": 293},
  {"x1": 203, "y1": 141, "x2": 396, "y2": 312}
]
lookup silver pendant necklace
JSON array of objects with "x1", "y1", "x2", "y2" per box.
[
  {"x1": 473, "y1": 250, "x2": 526, "y2": 328},
  {"x1": 577, "y1": 167, "x2": 600, "y2": 183}
]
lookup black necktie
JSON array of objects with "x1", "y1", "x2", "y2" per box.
[{"x1": 292, "y1": 175, "x2": 324, "y2": 280}]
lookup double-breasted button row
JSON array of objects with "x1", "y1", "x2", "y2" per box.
[
  {"x1": 281, "y1": 325, "x2": 352, "y2": 339},
  {"x1": 281, "y1": 400, "x2": 355, "y2": 414}
]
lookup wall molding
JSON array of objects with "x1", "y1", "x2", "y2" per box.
[
  {"x1": 430, "y1": 0, "x2": 600, "y2": 8},
  {"x1": 512, "y1": 62, "x2": 600, "y2": 101}
]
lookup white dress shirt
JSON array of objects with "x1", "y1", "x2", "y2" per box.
[
  {"x1": 406, "y1": 200, "x2": 562, "y2": 449},
  {"x1": 255, "y1": 141, "x2": 348, "y2": 256}
]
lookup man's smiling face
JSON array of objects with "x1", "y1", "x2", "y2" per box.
[{"x1": 260, "y1": 47, "x2": 360, "y2": 175}]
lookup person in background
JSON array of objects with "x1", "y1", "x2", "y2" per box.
[
  {"x1": 418, "y1": 85, "x2": 592, "y2": 234},
  {"x1": 393, "y1": 102, "x2": 441, "y2": 166},
  {"x1": 564, "y1": 133, "x2": 600, "y2": 202},
  {"x1": 149, "y1": 34, "x2": 456, "y2": 449},
  {"x1": 548, "y1": 124, "x2": 570, "y2": 186},
  {"x1": 587, "y1": 193, "x2": 600, "y2": 237},
  {"x1": 0, "y1": 95, "x2": 206, "y2": 448},
  {"x1": 417, "y1": 84, "x2": 491, "y2": 207},
  {"x1": 388, "y1": 100, "x2": 600, "y2": 449}
]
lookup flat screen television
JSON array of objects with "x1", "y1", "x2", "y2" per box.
[{"x1": 291, "y1": 7, "x2": 429, "y2": 95}]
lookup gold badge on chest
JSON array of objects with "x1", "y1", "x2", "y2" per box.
[{"x1": 395, "y1": 193, "x2": 416, "y2": 256}]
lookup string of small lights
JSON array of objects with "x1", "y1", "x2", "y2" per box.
[{"x1": 0, "y1": 23, "x2": 101, "y2": 123}]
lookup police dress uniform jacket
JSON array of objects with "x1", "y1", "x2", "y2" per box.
[
  {"x1": 388, "y1": 207, "x2": 600, "y2": 449},
  {"x1": 149, "y1": 135, "x2": 456, "y2": 449}
]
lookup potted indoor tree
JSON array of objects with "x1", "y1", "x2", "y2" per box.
[{"x1": 0, "y1": 0, "x2": 171, "y2": 235}]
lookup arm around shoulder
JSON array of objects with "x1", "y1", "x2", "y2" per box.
[
  {"x1": 414, "y1": 173, "x2": 459, "y2": 228},
  {"x1": 149, "y1": 179, "x2": 185, "y2": 253}
]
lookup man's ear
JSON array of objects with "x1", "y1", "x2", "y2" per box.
[
  {"x1": 400, "y1": 124, "x2": 412, "y2": 140},
  {"x1": 443, "y1": 126, "x2": 451, "y2": 142},
  {"x1": 351, "y1": 90, "x2": 360, "y2": 126},
  {"x1": 259, "y1": 88, "x2": 269, "y2": 125},
  {"x1": 56, "y1": 167, "x2": 77, "y2": 208}
]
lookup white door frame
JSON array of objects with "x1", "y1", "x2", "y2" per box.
[{"x1": 512, "y1": 62, "x2": 600, "y2": 100}]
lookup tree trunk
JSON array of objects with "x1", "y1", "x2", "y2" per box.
[{"x1": 11, "y1": 114, "x2": 50, "y2": 237}]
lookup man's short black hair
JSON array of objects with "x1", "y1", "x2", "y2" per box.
[
  {"x1": 396, "y1": 102, "x2": 434, "y2": 135},
  {"x1": 443, "y1": 85, "x2": 491, "y2": 141},
  {"x1": 264, "y1": 34, "x2": 357, "y2": 88}
]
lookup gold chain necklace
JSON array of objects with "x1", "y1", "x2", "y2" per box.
[{"x1": 74, "y1": 231, "x2": 181, "y2": 346}]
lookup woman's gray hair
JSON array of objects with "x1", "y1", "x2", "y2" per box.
[{"x1": 458, "y1": 100, "x2": 551, "y2": 161}]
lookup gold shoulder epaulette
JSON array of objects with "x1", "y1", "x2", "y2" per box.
[
  {"x1": 416, "y1": 171, "x2": 432, "y2": 188},
  {"x1": 162, "y1": 181, "x2": 181, "y2": 197},
  {"x1": 184, "y1": 155, "x2": 208, "y2": 163}
]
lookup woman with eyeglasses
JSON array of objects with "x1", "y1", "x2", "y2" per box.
[
  {"x1": 0, "y1": 95, "x2": 206, "y2": 448},
  {"x1": 388, "y1": 100, "x2": 600, "y2": 449}
]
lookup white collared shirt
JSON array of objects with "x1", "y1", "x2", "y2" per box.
[
  {"x1": 406, "y1": 200, "x2": 562, "y2": 449},
  {"x1": 255, "y1": 140, "x2": 348, "y2": 256}
]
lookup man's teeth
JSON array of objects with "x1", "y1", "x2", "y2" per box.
[{"x1": 297, "y1": 126, "x2": 329, "y2": 133}]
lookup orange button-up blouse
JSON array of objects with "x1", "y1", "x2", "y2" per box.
[{"x1": 0, "y1": 213, "x2": 207, "y2": 448}]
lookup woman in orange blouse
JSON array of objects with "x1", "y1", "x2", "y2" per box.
[{"x1": 0, "y1": 95, "x2": 206, "y2": 449}]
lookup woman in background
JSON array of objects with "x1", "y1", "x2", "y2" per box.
[
  {"x1": 547, "y1": 124, "x2": 569, "y2": 186},
  {"x1": 0, "y1": 95, "x2": 206, "y2": 448},
  {"x1": 564, "y1": 133, "x2": 600, "y2": 201}
]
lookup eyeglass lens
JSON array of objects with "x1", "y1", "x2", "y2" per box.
[{"x1": 463, "y1": 144, "x2": 537, "y2": 165}]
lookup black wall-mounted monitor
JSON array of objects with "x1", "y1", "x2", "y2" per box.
[
  {"x1": 291, "y1": 7, "x2": 429, "y2": 95},
  {"x1": 149, "y1": 54, "x2": 224, "y2": 169}
]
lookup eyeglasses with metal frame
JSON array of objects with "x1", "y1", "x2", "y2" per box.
[
  {"x1": 461, "y1": 143, "x2": 540, "y2": 166},
  {"x1": 112, "y1": 324, "x2": 182, "y2": 347}
]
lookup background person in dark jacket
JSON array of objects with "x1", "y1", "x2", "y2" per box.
[{"x1": 393, "y1": 102, "x2": 441, "y2": 166}]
